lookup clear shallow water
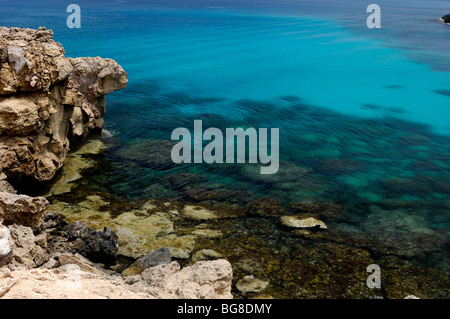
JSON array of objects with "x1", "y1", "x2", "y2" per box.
[{"x1": 2, "y1": 0, "x2": 449, "y2": 297}]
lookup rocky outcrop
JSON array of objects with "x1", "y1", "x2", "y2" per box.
[
  {"x1": 280, "y1": 215, "x2": 327, "y2": 229},
  {"x1": 0, "y1": 224, "x2": 12, "y2": 266},
  {"x1": 0, "y1": 177, "x2": 48, "y2": 230},
  {"x1": 0, "y1": 27, "x2": 127, "y2": 182},
  {"x1": 59, "y1": 221, "x2": 119, "y2": 264}
]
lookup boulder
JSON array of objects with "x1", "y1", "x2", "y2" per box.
[
  {"x1": 0, "y1": 191, "x2": 49, "y2": 230},
  {"x1": 7, "y1": 224, "x2": 49, "y2": 269}
]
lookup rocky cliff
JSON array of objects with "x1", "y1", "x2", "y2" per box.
[
  {"x1": 0, "y1": 26, "x2": 128, "y2": 183},
  {"x1": 0, "y1": 27, "x2": 234, "y2": 299}
]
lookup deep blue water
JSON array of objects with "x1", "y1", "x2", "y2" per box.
[{"x1": 2, "y1": 0, "x2": 449, "y2": 278}]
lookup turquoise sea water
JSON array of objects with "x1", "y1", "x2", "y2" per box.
[{"x1": 2, "y1": 0, "x2": 449, "y2": 296}]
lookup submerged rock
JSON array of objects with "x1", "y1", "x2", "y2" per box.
[
  {"x1": 42, "y1": 252, "x2": 108, "y2": 277},
  {"x1": 138, "y1": 260, "x2": 233, "y2": 299},
  {"x1": 192, "y1": 249, "x2": 223, "y2": 263},
  {"x1": 183, "y1": 205, "x2": 218, "y2": 220},
  {"x1": 280, "y1": 215, "x2": 327, "y2": 229},
  {"x1": 236, "y1": 275, "x2": 269, "y2": 294}
]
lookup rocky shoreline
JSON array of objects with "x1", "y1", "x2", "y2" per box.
[{"x1": 0, "y1": 27, "x2": 233, "y2": 299}]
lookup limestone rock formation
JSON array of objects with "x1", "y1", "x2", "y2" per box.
[
  {"x1": 0, "y1": 27, "x2": 127, "y2": 182},
  {"x1": 6, "y1": 224, "x2": 49, "y2": 269},
  {"x1": 280, "y1": 215, "x2": 327, "y2": 229},
  {"x1": 0, "y1": 179, "x2": 48, "y2": 230}
]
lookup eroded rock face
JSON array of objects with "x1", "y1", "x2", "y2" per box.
[
  {"x1": 122, "y1": 247, "x2": 172, "y2": 277},
  {"x1": 0, "y1": 191, "x2": 49, "y2": 230},
  {"x1": 0, "y1": 27, "x2": 127, "y2": 182}
]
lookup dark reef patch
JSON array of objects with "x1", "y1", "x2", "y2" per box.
[{"x1": 434, "y1": 89, "x2": 450, "y2": 97}]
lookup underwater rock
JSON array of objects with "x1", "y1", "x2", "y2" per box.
[
  {"x1": 161, "y1": 172, "x2": 207, "y2": 188},
  {"x1": 240, "y1": 161, "x2": 312, "y2": 184},
  {"x1": 246, "y1": 197, "x2": 285, "y2": 217},
  {"x1": 136, "y1": 259, "x2": 233, "y2": 299},
  {"x1": 122, "y1": 247, "x2": 172, "y2": 277},
  {"x1": 291, "y1": 229, "x2": 313, "y2": 237},
  {"x1": 183, "y1": 205, "x2": 218, "y2": 220},
  {"x1": 0, "y1": 267, "x2": 152, "y2": 299},
  {"x1": 184, "y1": 187, "x2": 249, "y2": 202},
  {"x1": 362, "y1": 209, "x2": 446, "y2": 257},
  {"x1": 7, "y1": 224, "x2": 49, "y2": 269},
  {"x1": 43, "y1": 211, "x2": 69, "y2": 232},
  {"x1": 289, "y1": 200, "x2": 347, "y2": 222},
  {"x1": 313, "y1": 158, "x2": 361, "y2": 176},
  {"x1": 280, "y1": 242, "x2": 377, "y2": 298},
  {"x1": 192, "y1": 249, "x2": 223, "y2": 263},
  {"x1": 280, "y1": 215, "x2": 327, "y2": 229},
  {"x1": 236, "y1": 275, "x2": 269, "y2": 294},
  {"x1": 380, "y1": 177, "x2": 431, "y2": 195},
  {"x1": 0, "y1": 180, "x2": 16, "y2": 194},
  {"x1": 382, "y1": 261, "x2": 450, "y2": 299}
]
